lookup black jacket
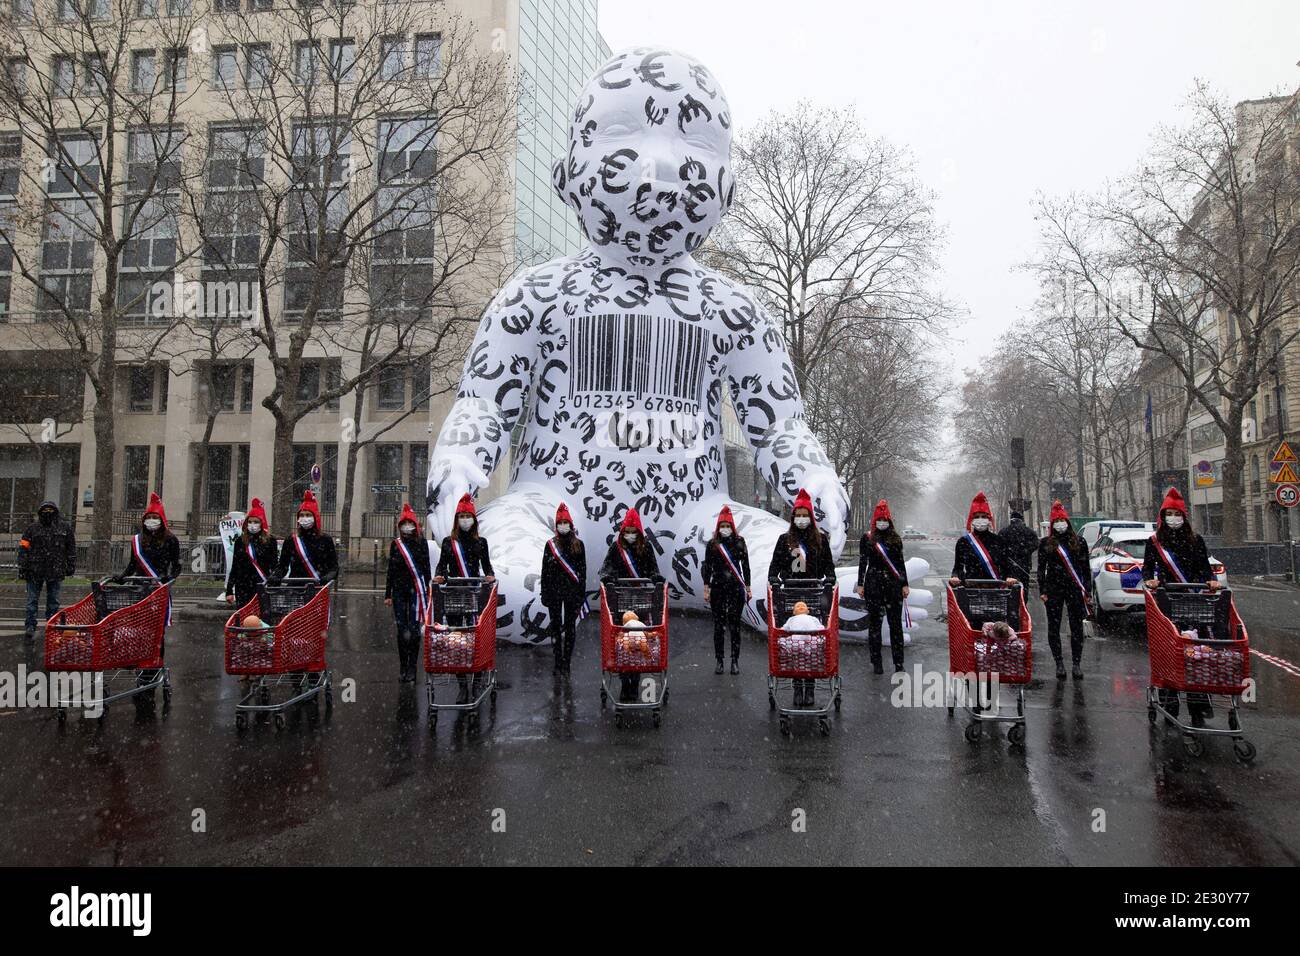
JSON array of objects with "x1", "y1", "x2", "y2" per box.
[
  {"x1": 273, "y1": 531, "x2": 339, "y2": 583},
  {"x1": 857, "y1": 531, "x2": 909, "y2": 604},
  {"x1": 540, "y1": 535, "x2": 588, "y2": 607},
  {"x1": 1142, "y1": 529, "x2": 1214, "y2": 585},
  {"x1": 435, "y1": 534, "x2": 493, "y2": 579},
  {"x1": 999, "y1": 519, "x2": 1039, "y2": 579},
  {"x1": 701, "y1": 536, "x2": 751, "y2": 591},
  {"x1": 18, "y1": 501, "x2": 75, "y2": 581},
  {"x1": 120, "y1": 530, "x2": 182, "y2": 582},
  {"x1": 386, "y1": 534, "x2": 432, "y2": 599},
  {"x1": 951, "y1": 529, "x2": 1010, "y2": 582},
  {"x1": 767, "y1": 527, "x2": 836, "y2": 583},
  {"x1": 229, "y1": 534, "x2": 279, "y2": 601},
  {"x1": 599, "y1": 540, "x2": 663, "y2": 584},
  {"x1": 1037, "y1": 533, "x2": 1091, "y2": 602}
]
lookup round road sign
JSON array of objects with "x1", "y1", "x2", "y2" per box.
[{"x1": 1277, "y1": 484, "x2": 1299, "y2": 508}]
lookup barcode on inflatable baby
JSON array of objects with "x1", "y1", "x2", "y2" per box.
[{"x1": 569, "y1": 314, "x2": 707, "y2": 401}]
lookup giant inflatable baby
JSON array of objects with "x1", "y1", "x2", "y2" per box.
[{"x1": 427, "y1": 47, "x2": 931, "y2": 642}]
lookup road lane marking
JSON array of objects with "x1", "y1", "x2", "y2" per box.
[{"x1": 1250, "y1": 648, "x2": 1300, "y2": 679}]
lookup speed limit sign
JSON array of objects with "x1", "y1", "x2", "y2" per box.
[{"x1": 1277, "y1": 483, "x2": 1300, "y2": 508}]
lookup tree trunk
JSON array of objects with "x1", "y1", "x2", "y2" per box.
[
  {"x1": 271, "y1": 416, "x2": 297, "y2": 530},
  {"x1": 339, "y1": 384, "x2": 366, "y2": 567},
  {"x1": 1221, "y1": 404, "x2": 1246, "y2": 545},
  {"x1": 190, "y1": 409, "x2": 218, "y2": 546},
  {"x1": 90, "y1": 352, "x2": 117, "y2": 566}
]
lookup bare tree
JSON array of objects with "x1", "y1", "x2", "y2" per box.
[
  {"x1": 710, "y1": 104, "x2": 949, "y2": 387},
  {"x1": 0, "y1": 0, "x2": 208, "y2": 549},
  {"x1": 201, "y1": 3, "x2": 516, "y2": 521},
  {"x1": 1037, "y1": 83, "x2": 1300, "y2": 543}
]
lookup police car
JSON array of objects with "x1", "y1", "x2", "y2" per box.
[{"x1": 1089, "y1": 528, "x2": 1227, "y2": 625}]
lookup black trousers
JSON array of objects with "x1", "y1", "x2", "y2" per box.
[
  {"x1": 1045, "y1": 593, "x2": 1086, "y2": 663},
  {"x1": 547, "y1": 598, "x2": 582, "y2": 667},
  {"x1": 711, "y1": 584, "x2": 744, "y2": 661},
  {"x1": 867, "y1": 599, "x2": 905, "y2": 667}
]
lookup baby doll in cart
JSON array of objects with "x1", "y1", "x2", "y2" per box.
[{"x1": 782, "y1": 601, "x2": 828, "y2": 707}]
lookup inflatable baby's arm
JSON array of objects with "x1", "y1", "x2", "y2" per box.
[
  {"x1": 723, "y1": 294, "x2": 850, "y2": 554},
  {"x1": 427, "y1": 280, "x2": 542, "y2": 538}
]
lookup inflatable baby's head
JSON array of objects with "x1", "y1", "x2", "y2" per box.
[{"x1": 552, "y1": 47, "x2": 734, "y2": 269}]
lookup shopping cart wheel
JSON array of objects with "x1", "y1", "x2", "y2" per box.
[
  {"x1": 1233, "y1": 739, "x2": 1256, "y2": 763},
  {"x1": 779, "y1": 716, "x2": 791, "y2": 736},
  {"x1": 235, "y1": 713, "x2": 248, "y2": 731},
  {"x1": 652, "y1": 709, "x2": 662, "y2": 728},
  {"x1": 1182, "y1": 735, "x2": 1203, "y2": 757},
  {"x1": 818, "y1": 717, "x2": 830, "y2": 736},
  {"x1": 1007, "y1": 723, "x2": 1026, "y2": 746},
  {"x1": 964, "y1": 722, "x2": 982, "y2": 742},
  {"x1": 273, "y1": 712, "x2": 286, "y2": 731}
]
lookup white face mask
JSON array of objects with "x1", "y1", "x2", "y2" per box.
[
  {"x1": 622, "y1": 532, "x2": 638, "y2": 545},
  {"x1": 971, "y1": 518, "x2": 990, "y2": 532},
  {"x1": 143, "y1": 518, "x2": 162, "y2": 531},
  {"x1": 399, "y1": 523, "x2": 416, "y2": 536},
  {"x1": 1053, "y1": 521, "x2": 1068, "y2": 534},
  {"x1": 1165, "y1": 514, "x2": 1184, "y2": 530},
  {"x1": 719, "y1": 526, "x2": 732, "y2": 538},
  {"x1": 794, "y1": 516, "x2": 811, "y2": 530},
  {"x1": 298, "y1": 515, "x2": 314, "y2": 529},
  {"x1": 457, "y1": 516, "x2": 475, "y2": 532},
  {"x1": 556, "y1": 523, "x2": 571, "y2": 534},
  {"x1": 246, "y1": 521, "x2": 262, "y2": 534},
  {"x1": 875, "y1": 520, "x2": 890, "y2": 531}
]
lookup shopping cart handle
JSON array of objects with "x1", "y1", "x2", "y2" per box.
[
  {"x1": 438, "y1": 576, "x2": 487, "y2": 587},
  {"x1": 1160, "y1": 582, "x2": 1211, "y2": 591},
  {"x1": 961, "y1": 578, "x2": 1007, "y2": 588},
  {"x1": 99, "y1": 575, "x2": 163, "y2": 587}
]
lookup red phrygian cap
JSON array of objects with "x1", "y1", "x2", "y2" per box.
[
  {"x1": 454, "y1": 493, "x2": 477, "y2": 518},
  {"x1": 1158, "y1": 486, "x2": 1188, "y2": 527},
  {"x1": 143, "y1": 492, "x2": 167, "y2": 530},
  {"x1": 872, "y1": 499, "x2": 892, "y2": 524},
  {"x1": 716, "y1": 504, "x2": 735, "y2": 534},
  {"x1": 791, "y1": 488, "x2": 816, "y2": 529},
  {"x1": 1049, "y1": 499, "x2": 1070, "y2": 525},
  {"x1": 297, "y1": 489, "x2": 321, "y2": 525},
  {"x1": 619, "y1": 508, "x2": 644, "y2": 534},
  {"x1": 966, "y1": 492, "x2": 993, "y2": 531},
  {"x1": 555, "y1": 502, "x2": 574, "y2": 526},
  {"x1": 397, "y1": 502, "x2": 420, "y2": 529},
  {"x1": 244, "y1": 497, "x2": 267, "y2": 529}
]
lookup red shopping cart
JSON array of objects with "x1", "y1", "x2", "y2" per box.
[
  {"x1": 423, "y1": 577, "x2": 497, "y2": 727},
  {"x1": 946, "y1": 580, "x2": 1032, "y2": 745},
  {"x1": 599, "y1": 578, "x2": 669, "y2": 728},
  {"x1": 767, "y1": 581, "x2": 841, "y2": 737},
  {"x1": 1145, "y1": 584, "x2": 1254, "y2": 762},
  {"x1": 45, "y1": 576, "x2": 172, "y2": 721},
  {"x1": 225, "y1": 579, "x2": 332, "y2": 730}
]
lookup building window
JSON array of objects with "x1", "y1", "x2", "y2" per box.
[
  {"x1": 52, "y1": 56, "x2": 75, "y2": 97},
  {"x1": 236, "y1": 443, "x2": 250, "y2": 505},
  {"x1": 408, "y1": 443, "x2": 428, "y2": 513},
  {"x1": 373, "y1": 443, "x2": 403, "y2": 512},
  {"x1": 154, "y1": 444, "x2": 165, "y2": 496},
  {"x1": 245, "y1": 44, "x2": 272, "y2": 87},
  {"x1": 205, "y1": 444, "x2": 232, "y2": 510},
  {"x1": 329, "y1": 39, "x2": 354, "y2": 83},
  {"x1": 296, "y1": 360, "x2": 340, "y2": 411},
  {"x1": 164, "y1": 49, "x2": 188, "y2": 91},
  {"x1": 286, "y1": 122, "x2": 348, "y2": 319},
  {"x1": 414, "y1": 34, "x2": 441, "y2": 79},
  {"x1": 292, "y1": 443, "x2": 338, "y2": 514},
  {"x1": 380, "y1": 36, "x2": 406, "y2": 80},
  {"x1": 376, "y1": 364, "x2": 404, "y2": 410},
  {"x1": 132, "y1": 50, "x2": 156, "y2": 92},
  {"x1": 212, "y1": 46, "x2": 237, "y2": 89},
  {"x1": 293, "y1": 41, "x2": 320, "y2": 84},
  {"x1": 123, "y1": 446, "x2": 150, "y2": 510},
  {"x1": 81, "y1": 54, "x2": 107, "y2": 95}
]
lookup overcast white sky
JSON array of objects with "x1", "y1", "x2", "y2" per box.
[{"x1": 597, "y1": 0, "x2": 1300, "y2": 371}]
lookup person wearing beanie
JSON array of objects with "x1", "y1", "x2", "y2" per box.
[
  {"x1": 227, "y1": 498, "x2": 279, "y2": 611},
  {"x1": 1037, "y1": 499, "x2": 1091, "y2": 681},
  {"x1": 433, "y1": 493, "x2": 494, "y2": 703},
  {"x1": 385, "y1": 503, "x2": 430, "y2": 683},
  {"x1": 999, "y1": 510, "x2": 1039, "y2": 585},
  {"x1": 1142, "y1": 487, "x2": 1220, "y2": 724},
  {"x1": 949, "y1": 492, "x2": 1017, "y2": 587},
  {"x1": 767, "y1": 488, "x2": 836, "y2": 707},
  {"x1": 271, "y1": 490, "x2": 339, "y2": 585},
  {"x1": 17, "y1": 500, "x2": 75, "y2": 643},
  {"x1": 701, "y1": 505, "x2": 751, "y2": 675},
  {"x1": 855, "y1": 499, "x2": 910, "y2": 675},
  {"x1": 540, "y1": 502, "x2": 587, "y2": 676},
  {"x1": 599, "y1": 508, "x2": 664, "y2": 702},
  {"x1": 112, "y1": 492, "x2": 181, "y2": 686}
]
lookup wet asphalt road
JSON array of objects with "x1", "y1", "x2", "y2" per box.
[{"x1": 1, "y1": 540, "x2": 1298, "y2": 867}]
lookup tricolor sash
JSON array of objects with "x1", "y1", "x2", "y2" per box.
[
  {"x1": 548, "y1": 537, "x2": 590, "y2": 619},
  {"x1": 1055, "y1": 542, "x2": 1090, "y2": 603},
  {"x1": 395, "y1": 538, "x2": 427, "y2": 624},
  {"x1": 451, "y1": 538, "x2": 471, "y2": 577},
  {"x1": 132, "y1": 534, "x2": 171, "y2": 625},
  {"x1": 246, "y1": 542, "x2": 268, "y2": 583},
  {"x1": 873, "y1": 539, "x2": 904, "y2": 581},
  {"x1": 965, "y1": 532, "x2": 998, "y2": 579},
  {"x1": 715, "y1": 541, "x2": 746, "y2": 587},
  {"x1": 618, "y1": 544, "x2": 640, "y2": 579},
  {"x1": 1150, "y1": 536, "x2": 1189, "y2": 583},
  {"x1": 293, "y1": 535, "x2": 320, "y2": 581}
]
